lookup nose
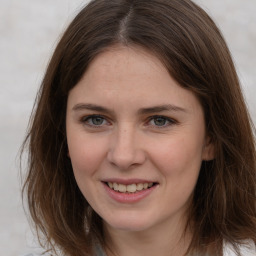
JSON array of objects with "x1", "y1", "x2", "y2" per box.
[{"x1": 107, "y1": 125, "x2": 146, "y2": 170}]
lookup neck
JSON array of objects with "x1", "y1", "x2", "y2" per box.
[{"x1": 103, "y1": 217, "x2": 192, "y2": 256}]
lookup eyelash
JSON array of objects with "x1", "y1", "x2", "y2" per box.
[
  {"x1": 80, "y1": 115, "x2": 177, "y2": 128},
  {"x1": 81, "y1": 115, "x2": 110, "y2": 128},
  {"x1": 146, "y1": 115, "x2": 177, "y2": 128}
]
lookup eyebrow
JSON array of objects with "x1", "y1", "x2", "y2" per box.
[
  {"x1": 72, "y1": 103, "x2": 115, "y2": 115},
  {"x1": 138, "y1": 104, "x2": 187, "y2": 115},
  {"x1": 72, "y1": 103, "x2": 187, "y2": 115}
]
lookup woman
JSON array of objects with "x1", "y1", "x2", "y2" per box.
[{"x1": 22, "y1": 0, "x2": 256, "y2": 255}]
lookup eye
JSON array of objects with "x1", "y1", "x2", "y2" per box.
[
  {"x1": 82, "y1": 115, "x2": 109, "y2": 127},
  {"x1": 148, "y1": 116, "x2": 176, "y2": 127}
]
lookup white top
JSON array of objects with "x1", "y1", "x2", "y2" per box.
[
  {"x1": 20, "y1": 241, "x2": 256, "y2": 256},
  {"x1": 224, "y1": 240, "x2": 256, "y2": 256}
]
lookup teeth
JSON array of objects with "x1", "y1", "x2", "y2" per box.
[
  {"x1": 108, "y1": 182, "x2": 113, "y2": 189},
  {"x1": 107, "y1": 182, "x2": 154, "y2": 193},
  {"x1": 136, "y1": 183, "x2": 144, "y2": 191},
  {"x1": 127, "y1": 184, "x2": 137, "y2": 193},
  {"x1": 113, "y1": 183, "x2": 119, "y2": 191},
  {"x1": 118, "y1": 184, "x2": 126, "y2": 193}
]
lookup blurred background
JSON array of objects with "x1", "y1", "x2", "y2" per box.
[{"x1": 0, "y1": 0, "x2": 255, "y2": 255}]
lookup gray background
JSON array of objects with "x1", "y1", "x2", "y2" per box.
[{"x1": 1, "y1": 0, "x2": 255, "y2": 255}]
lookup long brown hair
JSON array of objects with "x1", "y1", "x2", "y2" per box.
[{"x1": 22, "y1": 0, "x2": 256, "y2": 255}]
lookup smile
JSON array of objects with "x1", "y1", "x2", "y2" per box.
[
  {"x1": 107, "y1": 182, "x2": 155, "y2": 193},
  {"x1": 103, "y1": 180, "x2": 158, "y2": 203}
]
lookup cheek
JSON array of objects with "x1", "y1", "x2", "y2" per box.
[
  {"x1": 67, "y1": 134, "x2": 108, "y2": 177},
  {"x1": 149, "y1": 136, "x2": 204, "y2": 213},
  {"x1": 149, "y1": 135, "x2": 204, "y2": 178}
]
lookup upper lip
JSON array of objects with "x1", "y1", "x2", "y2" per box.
[{"x1": 102, "y1": 178, "x2": 158, "y2": 185}]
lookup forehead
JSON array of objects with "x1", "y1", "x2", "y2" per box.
[
  {"x1": 68, "y1": 45, "x2": 203, "y2": 115},
  {"x1": 85, "y1": 45, "x2": 166, "y2": 86}
]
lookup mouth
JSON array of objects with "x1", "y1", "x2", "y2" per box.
[{"x1": 105, "y1": 182, "x2": 158, "y2": 193}]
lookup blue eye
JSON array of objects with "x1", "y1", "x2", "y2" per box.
[
  {"x1": 153, "y1": 117, "x2": 168, "y2": 126},
  {"x1": 82, "y1": 115, "x2": 107, "y2": 126},
  {"x1": 148, "y1": 116, "x2": 175, "y2": 127}
]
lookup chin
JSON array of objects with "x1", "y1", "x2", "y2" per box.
[{"x1": 103, "y1": 212, "x2": 154, "y2": 232}]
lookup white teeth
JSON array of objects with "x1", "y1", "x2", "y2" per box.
[
  {"x1": 118, "y1": 184, "x2": 126, "y2": 193},
  {"x1": 127, "y1": 184, "x2": 137, "y2": 193},
  {"x1": 107, "y1": 182, "x2": 155, "y2": 193},
  {"x1": 113, "y1": 183, "x2": 119, "y2": 191},
  {"x1": 136, "y1": 183, "x2": 144, "y2": 191}
]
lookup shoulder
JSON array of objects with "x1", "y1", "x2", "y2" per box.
[
  {"x1": 224, "y1": 240, "x2": 256, "y2": 256},
  {"x1": 18, "y1": 252, "x2": 49, "y2": 256},
  {"x1": 19, "y1": 254, "x2": 39, "y2": 256},
  {"x1": 19, "y1": 254, "x2": 45, "y2": 256}
]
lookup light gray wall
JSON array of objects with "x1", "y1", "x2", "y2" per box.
[{"x1": 1, "y1": 1, "x2": 255, "y2": 255}]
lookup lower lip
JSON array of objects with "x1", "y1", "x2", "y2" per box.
[{"x1": 103, "y1": 183, "x2": 158, "y2": 203}]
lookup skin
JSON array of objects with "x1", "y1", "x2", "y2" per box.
[{"x1": 66, "y1": 45, "x2": 214, "y2": 256}]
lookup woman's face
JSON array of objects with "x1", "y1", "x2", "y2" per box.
[{"x1": 66, "y1": 46, "x2": 214, "y2": 233}]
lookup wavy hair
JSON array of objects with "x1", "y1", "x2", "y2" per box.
[{"x1": 22, "y1": 0, "x2": 256, "y2": 255}]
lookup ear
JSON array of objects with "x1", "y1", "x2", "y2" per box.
[{"x1": 202, "y1": 136, "x2": 215, "y2": 161}]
